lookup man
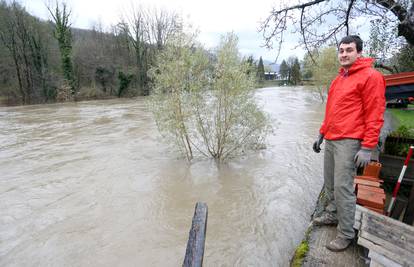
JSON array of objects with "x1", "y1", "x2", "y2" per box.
[{"x1": 312, "y1": 35, "x2": 386, "y2": 252}]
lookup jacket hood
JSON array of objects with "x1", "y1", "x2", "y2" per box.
[{"x1": 339, "y1": 57, "x2": 375, "y2": 75}]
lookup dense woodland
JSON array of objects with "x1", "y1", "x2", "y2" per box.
[{"x1": 0, "y1": 1, "x2": 187, "y2": 104}]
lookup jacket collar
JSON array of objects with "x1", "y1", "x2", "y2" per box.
[{"x1": 339, "y1": 57, "x2": 375, "y2": 76}]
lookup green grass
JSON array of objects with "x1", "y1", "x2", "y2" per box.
[
  {"x1": 389, "y1": 105, "x2": 414, "y2": 129},
  {"x1": 257, "y1": 80, "x2": 283, "y2": 88},
  {"x1": 291, "y1": 240, "x2": 309, "y2": 267}
]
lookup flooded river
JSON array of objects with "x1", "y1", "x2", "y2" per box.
[{"x1": 0, "y1": 87, "x2": 325, "y2": 266}]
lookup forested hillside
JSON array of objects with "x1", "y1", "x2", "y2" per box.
[{"x1": 0, "y1": 1, "x2": 183, "y2": 104}]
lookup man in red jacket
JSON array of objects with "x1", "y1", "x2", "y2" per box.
[{"x1": 312, "y1": 35, "x2": 386, "y2": 252}]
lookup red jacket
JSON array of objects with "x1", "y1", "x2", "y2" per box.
[{"x1": 319, "y1": 58, "x2": 385, "y2": 149}]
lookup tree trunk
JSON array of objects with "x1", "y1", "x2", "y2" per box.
[{"x1": 398, "y1": 3, "x2": 414, "y2": 45}]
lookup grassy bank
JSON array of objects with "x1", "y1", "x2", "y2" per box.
[
  {"x1": 389, "y1": 104, "x2": 414, "y2": 128},
  {"x1": 291, "y1": 230, "x2": 311, "y2": 267},
  {"x1": 257, "y1": 80, "x2": 283, "y2": 88}
]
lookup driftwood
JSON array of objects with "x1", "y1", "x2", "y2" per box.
[{"x1": 183, "y1": 202, "x2": 208, "y2": 267}]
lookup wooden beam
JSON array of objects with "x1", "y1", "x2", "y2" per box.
[
  {"x1": 368, "y1": 251, "x2": 402, "y2": 267},
  {"x1": 403, "y1": 184, "x2": 414, "y2": 224},
  {"x1": 357, "y1": 210, "x2": 414, "y2": 266},
  {"x1": 183, "y1": 202, "x2": 208, "y2": 267},
  {"x1": 390, "y1": 197, "x2": 407, "y2": 220}
]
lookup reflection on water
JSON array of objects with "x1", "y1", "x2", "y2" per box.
[{"x1": 0, "y1": 87, "x2": 325, "y2": 266}]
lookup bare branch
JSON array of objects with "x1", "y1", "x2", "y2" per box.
[
  {"x1": 259, "y1": 0, "x2": 414, "y2": 61},
  {"x1": 345, "y1": 0, "x2": 356, "y2": 35}
]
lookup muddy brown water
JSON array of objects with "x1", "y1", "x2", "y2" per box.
[{"x1": 0, "y1": 87, "x2": 325, "y2": 266}]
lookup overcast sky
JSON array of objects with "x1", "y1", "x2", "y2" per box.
[{"x1": 22, "y1": 0, "x2": 306, "y2": 63}]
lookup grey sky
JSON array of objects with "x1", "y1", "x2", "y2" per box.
[{"x1": 23, "y1": 0, "x2": 306, "y2": 63}]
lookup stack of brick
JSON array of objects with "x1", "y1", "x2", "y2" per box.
[{"x1": 354, "y1": 162, "x2": 386, "y2": 214}]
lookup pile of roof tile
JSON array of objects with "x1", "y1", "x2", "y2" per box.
[{"x1": 354, "y1": 162, "x2": 386, "y2": 214}]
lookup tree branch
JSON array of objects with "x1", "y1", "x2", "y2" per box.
[{"x1": 345, "y1": 0, "x2": 356, "y2": 35}]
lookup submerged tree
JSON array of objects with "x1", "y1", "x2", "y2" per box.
[{"x1": 149, "y1": 32, "x2": 270, "y2": 161}]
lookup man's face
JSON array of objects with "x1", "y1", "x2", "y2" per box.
[{"x1": 338, "y1": 42, "x2": 361, "y2": 69}]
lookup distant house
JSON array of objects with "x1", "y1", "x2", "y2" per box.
[{"x1": 264, "y1": 72, "x2": 280, "y2": 80}]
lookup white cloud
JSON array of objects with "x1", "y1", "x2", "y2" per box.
[{"x1": 22, "y1": 0, "x2": 306, "y2": 62}]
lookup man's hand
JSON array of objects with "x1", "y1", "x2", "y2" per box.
[
  {"x1": 312, "y1": 134, "x2": 324, "y2": 153},
  {"x1": 354, "y1": 148, "x2": 372, "y2": 168}
]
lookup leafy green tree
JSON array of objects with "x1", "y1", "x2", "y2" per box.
[
  {"x1": 367, "y1": 18, "x2": 406, "y2": 73},
  {"x1": 291, "y1": 57, "x2": 301, "y2": 85},
  {"x1": 117, "y1": 71, "x2": 134, "y2": 97},
  {"x1": 279, "y1": 59, "x2": 289, "y2": 81},
  {"x1": 301, "y1": 52, "x2": 314, "y2": 80},
  {"x1": 149, "y1": 32, "x2": 270, "y2": 161},
  {"x1": 390, "y1": 44, "x2": 414, "y2": 72},
  {"x1": 95, "y1": 66, "x2": 114, "y2": 93},
  {"x1": 309, "y1": 46, "x2": 339, "y2": 102},
  {"x1": 47, "y1": 2, "x2": 75, "y2": 93},
  {"x1": 257, "y1": 56, "x2": 265, "y2": 82},
  {"x1": 243, "y1": 55, "x2": 256, "y2": 76}
]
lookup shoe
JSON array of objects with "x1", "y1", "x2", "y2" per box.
[
  {"x1": 313, "y1": 212, "x2": 338, "y2": 226},
  {"x1": 326, "y1": 237, "x2": 352, "y2": 252}
]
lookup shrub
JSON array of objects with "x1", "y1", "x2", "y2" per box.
[{"x1": 148, "y1": 32, "x2": 271, "y2": 161}]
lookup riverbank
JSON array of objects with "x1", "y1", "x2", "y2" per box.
[
  {"x1": 0, "y1": 94, "x2": 123, "y2": 107},
  {"x1": 290, "y1": 190, "x2": 367, "y2": 267}
]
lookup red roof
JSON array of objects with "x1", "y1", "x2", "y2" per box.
[{"x1": 384, "y1": 71, "x2": 414, "y2": 87}]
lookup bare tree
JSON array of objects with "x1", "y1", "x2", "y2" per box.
[
  {"x1": 146, "y1": 7, "x2": 182, "y2": 50},
  {"x1": 260, "y1": 0, "x2": 414, "y2": 61},
  {"x1": 0, "y1": 1, "x2": 51, "y2": 104},
  {"x1": 121, "y1": 6, "x2": 150, "y2": 95}
]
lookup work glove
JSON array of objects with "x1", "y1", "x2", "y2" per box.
[
  {"x1": 312, "y1": 134, "x2": 324, "y2": 153},
  {"x1": 354, "y1": 148, "x2": 372, "y2": 168}
]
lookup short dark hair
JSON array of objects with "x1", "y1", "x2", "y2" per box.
[{"x1": 339, "y1": 35, "x2": 363, "y2": 52}]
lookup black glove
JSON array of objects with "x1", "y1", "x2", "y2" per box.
[{"x1": 312, "y1": 134, "x2": 324, "y2": 153}]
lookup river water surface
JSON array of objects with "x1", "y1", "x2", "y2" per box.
[{"x1": 1, "y1": 87, "x2": 325, "y2": 266}]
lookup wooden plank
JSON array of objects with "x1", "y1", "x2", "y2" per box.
[
  {"x1": 354, "y1": 209, "x2": 362, "y2": 230},
  {"x1": 390, "y1": 197, "x2": 407, "y2": 220},
  {"x1": 369, "y1": 260, "x2": 385, "y2": 267},
  {"x1": 354, "y1": 205, "x2": 370, "y2": 230},
  {"x1": 360, "y1": 212, "x2": 414, "y2": 251},
  {"x1": 356, "y1": 206, "x2": 414, "y2": 265},
  {"x1": 403, "y1": 184, "x2": 414, "y2": 225},
  {"x1": 368, "y1": 251, "x2": 402, "y2": 267},
  {"x1": 359, "y1": 231, "x2": 412, "y2": 263},
  {"x1": 358, "y1": 237, "x2": 410, "y2": 266},
  {"x1": 183, "y1": 202, "x2": 208, "y2": 267},
  {"x1": 357, "y1": 212, "x2": 414, "y2": 266}
]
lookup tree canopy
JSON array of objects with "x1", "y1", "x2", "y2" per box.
[{"x1": 260, "y1": 0, "x2": 414, "y2": 61}]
